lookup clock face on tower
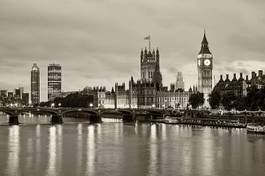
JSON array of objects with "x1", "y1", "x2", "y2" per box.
[{"x1": 204, "y1": 59, "x2": 211, "y2": 66}]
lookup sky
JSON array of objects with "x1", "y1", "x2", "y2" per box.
[{"x1": 0, "y1": 0, "x2": 265, "y2": 102}]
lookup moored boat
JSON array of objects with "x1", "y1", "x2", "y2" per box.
[{"x1": 246, "y1": 123, "x2": 265, "y2": 134}]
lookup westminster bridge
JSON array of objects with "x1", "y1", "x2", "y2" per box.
[{"x1": 0, "y1": 107, "x2": 170, "y2": 125}]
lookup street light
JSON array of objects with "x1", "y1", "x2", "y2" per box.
[
  {"x1": 51, "y1": 103, "x2": 55, "y2": 108},
  {"x1": 89, "y1": 103, "x2": 93, "y2": 109},
  {"x1": 152, "y1": 104, "x2": 155, "y2": 108},
  {"x1": 58, "y1": 103, "x2": 61, "y2": 107}
]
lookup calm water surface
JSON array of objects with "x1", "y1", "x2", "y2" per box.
[{"x1": 0, "y1": 115, "x2": 265, "y2": 176}]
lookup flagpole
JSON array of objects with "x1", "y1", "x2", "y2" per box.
[
  {"x1": 144, "y1": 35, "x2": 151, "y2": 51},
  {"x1": 149, "y1": 36, "x2": 151, "y2": 51}
]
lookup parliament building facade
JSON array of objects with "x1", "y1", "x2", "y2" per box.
[{"x1": 91, "y1": 47, "x2": 193, "y2": 109}]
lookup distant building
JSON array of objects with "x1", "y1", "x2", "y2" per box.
[
  {"x1": 22, "y1": 93, "x2": 29, "y2": 106},
  {"x1": 0, "y1": 90, "x2": 7, "y2": 97},
  {"x1": 82, "y1": 86, "x2": 106, "y2": 108},
  {"x1": 101, "y1": 77, "x2": 191, "y2": 109},
  {"x1": 15, "y1": 87, "x2": 23, "y2": 99},
  {"x1": 8, "y1": 92, "x2": 14, "y2": 98},
  {"x1": 156, "y1": 89, "x2": 191, "y2": 109},
  {"x1": 176, "y1": 72, "x2": 184, "y2": 91},
  {"x1": 56, "y1": 91, "x2": 79, "y2": 99},
  {"x1": 213, "y1": 73, "x2": 247, "y2": 98},
  {"x1": 48, "y1": 64, "x2": 62, "y2": 101},
  {"x1": 105, "y1": 90, "x2": 115, "y2": 108},
  {"x1": 31, "y1": 63, "x2": 40, "y2": 105},
  {"x1": 213, "y1": 70, "x2": 265, "y2": 98}
]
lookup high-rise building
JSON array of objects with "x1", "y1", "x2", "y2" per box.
[
  {"x1": 197, "y1": 31, "x2": 213, "y2": 106},
  {"x1": 48, "y1": 64, "x2": 62, "y2": 101},
  {"x1": 176, "y1": 72, "x2": 184, "y2": 91},
  {"x1": 31, "y1": 63, "x2": 40, "y2": 105}
]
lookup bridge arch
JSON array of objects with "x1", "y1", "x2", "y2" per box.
[
  {"x1": 0, "y1": 107, "x2": 22, "y2": 125},
  {"x1": 61, "y1": 109, "x2": 101, "y2": 123}
]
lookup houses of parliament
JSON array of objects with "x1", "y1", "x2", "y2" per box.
[{"x1": 79, "y1": 34, "x2": 212, "y2": 109}]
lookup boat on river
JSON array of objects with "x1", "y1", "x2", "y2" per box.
[{"x1": 246, "y1": 123, "x2": 265, "y2": 134}]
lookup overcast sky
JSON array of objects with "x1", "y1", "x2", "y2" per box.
[{"x1": 0, "y1": 0, "x2": 265, "y2": 101}]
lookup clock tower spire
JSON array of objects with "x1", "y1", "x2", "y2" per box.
[{"x1": 197, "y1": 31, "x2": 213, "y2": 107}]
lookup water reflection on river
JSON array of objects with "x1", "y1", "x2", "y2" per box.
[{"x1": 0, "y1": 115, "x2": 265, "y2": 176}]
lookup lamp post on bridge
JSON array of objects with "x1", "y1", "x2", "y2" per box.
[{"x1": 89, "y1": 103, "x2": 93, "y2": 109}]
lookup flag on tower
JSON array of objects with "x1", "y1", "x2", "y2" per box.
[
  {"x1": 144, "y1": 35, "x2": 151, "y2": 51},
  {"x1": 144, "y1": 35, "x2": 150, "y2": 40}
]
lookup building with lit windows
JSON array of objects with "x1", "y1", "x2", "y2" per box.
[
  {"x1": 31, "y1": 63, "x2": 40, "y2": 105},
  {"x1": 48, "y1": 64, "x2": 62, "y2": 101}
]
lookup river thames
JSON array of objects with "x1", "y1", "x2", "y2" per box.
[{"x1": 0, "y1": 115, "x2": 265, "y2": 176}]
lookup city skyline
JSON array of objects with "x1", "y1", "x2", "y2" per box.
[{"x1": 1, "y1": 0, "x2": 265, "y2": 102}]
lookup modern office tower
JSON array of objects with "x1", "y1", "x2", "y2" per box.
[
  {"x1": 31, "y1": 63, "x2": 40, "y2": 105},
  {"x1": 197, "y1": 31, "x2": 213, "y2": 106},
  {"x1": 176, "y1": 72, "x2": 185, "y2": 91},
  {"x1": 48, "y1": 64, "x2": 62, "y2": 101}
]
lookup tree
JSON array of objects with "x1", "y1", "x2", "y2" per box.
[
  {"x1": 246, "y1": 86, "x2": 259, "y2": 111},
  {"x1": 256, "y1": 87, "x2": 265, "y2": 110},
  {"x1": 189, "y1": 92, "x2": 205, "y2": 109},
  {"x1": 221, "y1": 92, "x2": 236, "y2": 110},
  {"x1": 53, "y1": 93, "x2": 94, "y2": 108},
  {"x1": 209, "y1": 91, "x2": 221, "y2": 109},
  {"x1": 234, "y1": 96, "x2": 247, "y2": 111}
]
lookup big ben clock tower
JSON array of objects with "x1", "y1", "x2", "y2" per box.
[{"x1": 197, "y1": 31, "x2": 213, "y2": 107}]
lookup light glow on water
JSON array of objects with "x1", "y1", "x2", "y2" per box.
[
  {"x1": 35, "y1": 125, "x2": 41, "y2": 173},
  {"x1": 76, "y1": 123, "x2": 83, "y2": 175},
  {"x1": 46, "y1": 126, "x2": 57, "y2": 176},
  {"x1": 149, "y1": 124, "x2": 158, "y2": 176},
  {"x1": 86, "y1": 125, "x2": 95, "y2": 176},
  {"x1": 7, "y1": 125, "x2": 20, "y2": 176},
  {"x1": 0, "y1": 116, "x2": 265, "y2": 176}
]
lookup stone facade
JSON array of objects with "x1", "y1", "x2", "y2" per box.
[
  {"x1": 176, "y1": 72, "x2": 185, "y2": 91},
  {"x1": 212, "y1": 70, "x2": 265, "y2": 97},
  {"x1": 85, "y1": 47, "x2": 191, "y2": 109}
]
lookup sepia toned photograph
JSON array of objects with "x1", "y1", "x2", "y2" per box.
[{"x1": 0, "y1": 0, "x2": 265, "y2": 176}]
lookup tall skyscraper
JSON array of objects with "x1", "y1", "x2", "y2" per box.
[
  {"x1": 48, "y1": 64, "x2": 62, "y2": 101},
  {"x1": 176, "y1": 72, "x2": 185, "y2": 91},
  {"x1": 197, "y1": 31, "x2": 213, "y2": 106},
  {"x1": 31, "y1": 63, "x2": 40, "y2": 105}
]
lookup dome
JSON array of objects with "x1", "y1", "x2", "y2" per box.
[{"x1": 32, "y1": 63, "x2": 39, "y2": 71}]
